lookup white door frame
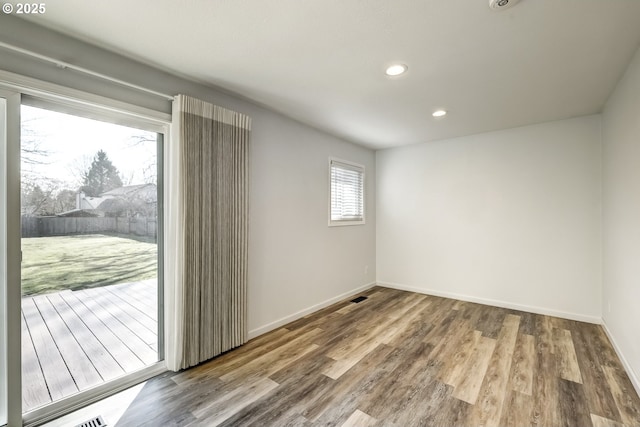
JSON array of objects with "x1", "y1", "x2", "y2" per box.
[{"x1": 0, "y1": 88, "x2": 22, "y2": 427}]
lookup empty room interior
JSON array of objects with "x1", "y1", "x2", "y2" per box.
[{"x1": 1, "y1": 0, "x2": 640, "y2": 426}]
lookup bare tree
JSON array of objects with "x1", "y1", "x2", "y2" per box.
[
  {"x1": 67, "y1": 155, "x2": 92, "y2": 189},
  {"x1": 21, "y1": 179, "x2": 67, "y2": 216},
  {"x1": 54, "y1": 189, "x2": 77, "y2": 213},
  {"x1": 128, "y1": 133, "x2": 158, "y2": 184},
  {"x1": 120, "y1": 170, "x2": 136, "y2": 186},
  {"x1": 21, "y1": 114, "x2": 54, "y2": 192},
  {"x1": 20, "y1": 114, "x2": 63, "y2": 216},
  {"x1": 21, "y1": 115, "x2": 52, "y2": 166}
]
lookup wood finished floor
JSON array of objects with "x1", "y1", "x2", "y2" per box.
[{"x1": 114, "y1": 287, "x2": 640, "y2": 427}]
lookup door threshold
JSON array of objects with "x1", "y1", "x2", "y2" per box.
[{"x1": 24, "y1": 362, "x2": 166, "y2": 427}]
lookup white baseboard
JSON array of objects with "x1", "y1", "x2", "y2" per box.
[
  {"x1": 377, "y1": 281, "x2": 602, "y2": 324},
  {"x1": 247, "y1": 281, "x2": 377, "y2": 339},
  {"x1": 601, "y1": 320, "x2": 640, "y2": 398}
]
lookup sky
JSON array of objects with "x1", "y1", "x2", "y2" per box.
[{"x1": 21, "y1": 105, "x2": 158, "y2": 190}]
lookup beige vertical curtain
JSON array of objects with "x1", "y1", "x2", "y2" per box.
[{"x1": 166, "y1": 94, "x2": 250, "y2": 371}]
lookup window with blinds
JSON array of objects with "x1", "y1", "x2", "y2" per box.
[{"x1": 329, "y1": 158, "x2": 365, "y2": 226}]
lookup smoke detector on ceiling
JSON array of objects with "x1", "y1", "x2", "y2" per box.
[{"x1": 489, "y1": 0, "x2": 520, "y2": 10}]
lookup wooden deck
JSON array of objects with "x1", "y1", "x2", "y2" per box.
[{"x1": 21, "y1": 279, "x2": 159, "y2": 413}]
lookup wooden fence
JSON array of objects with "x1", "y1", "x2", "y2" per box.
[{"x1": 21, "y1": 216, "x2": 157, "y2": 238}]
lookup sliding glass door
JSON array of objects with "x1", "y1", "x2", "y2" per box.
[
  {"x1": 1, "y1": 88, "x2": 167, "y2": 425},
  {"x1": 20, "y1": 102, "x2": 164, "y2": 416}
]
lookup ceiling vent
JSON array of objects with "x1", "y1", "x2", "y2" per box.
[{"x1": 489, "y1": 0, "x2": 520, "y2": 10}]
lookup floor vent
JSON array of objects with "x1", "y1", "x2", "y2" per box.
[
  {"x1": 350, "y1": 296, "x2": 368, "y2": 303},
  {"x1": 74, "y1": 415, "x2": 106, "y2": 427}
]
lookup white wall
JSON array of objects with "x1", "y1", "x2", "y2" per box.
[
  {"x1": 602, "y1": 45, "x2": 640, "y2": 392},
  {"x1": 377, "y1": 116, "x2": 602, "y2": 322},
  {"x1": 248, "y1": 110, "x2": 375, "y2": 337},
  {"x1": 0, "y1": 15, "x2": 376, "y2": 338}
]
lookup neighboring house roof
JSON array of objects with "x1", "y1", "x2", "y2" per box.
[
  {"x1": 101, "y1": 183, "x2": 156, "y2": 199},
  {"x1": 96, "y1": 197, "x2": 130, "y2": 213},
  {"x1": 72, "y1": 184, "x2": 157, "y2": 217},
  {"x1": 76, "y1": 184, "x2": 157, "y2": 212}
]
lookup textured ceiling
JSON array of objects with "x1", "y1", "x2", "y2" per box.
[{"x1": 20, "y1": 0, "x2": 640, "y2": 149}]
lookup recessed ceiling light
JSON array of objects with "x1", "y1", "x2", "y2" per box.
[
  {"x1": 489, "y1": 0, "x2": 521, "y2": 10},
  {"x1": 432, "y1": 110, "x2": 447, "y2": 118},
  {"x1": 385, "y1": 64, "x2": 408, "y2": 76}
]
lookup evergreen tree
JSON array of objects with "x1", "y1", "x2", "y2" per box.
[{"x1": 81, "y1": 150, "x2": 123, "y2": 196}]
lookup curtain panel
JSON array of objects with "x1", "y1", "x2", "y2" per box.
[{"x1": 166, "y1": 94, "x2": 250, "y2": 371}]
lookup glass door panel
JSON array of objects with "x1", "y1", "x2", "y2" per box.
[{"x1": 19, "y1": 104, "x2": 162, "y2": 413}]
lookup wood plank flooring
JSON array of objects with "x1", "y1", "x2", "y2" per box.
[
  {"x1": 111, "y1": 287, "x2": 640, "y2": 427},
  {"x1": 21, "y1": 279, "x2": 159, "y2": 413}
]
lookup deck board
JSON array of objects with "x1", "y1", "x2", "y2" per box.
[
  {"x1": 90, "y1": 286, "x2": 157, "y2": 337},
  {"x1": 107, "y1": 282, "x2": 157, "y2": 315},
  {"x1": 73, "y1": 290, "x2": 157, "y2": 364},
  {"x1": 33, "y1": 295, "x2": 103, "y2": 390},
  {"x1": 104, "y1": 285, "x2": 157, "y2": 324},
  {"x1": 22, "y1": 297, "x2": 78, "y2": 401},
  {"x1": 21, "y1": 311, "x2": 51, "y2": 410},
  {"x1": 46, "y1": 292, "x2": 124, "y2": 380},
  {"x1": 22, "y1": 280, "x2": 159, "y2": 413},
  {"x1": 58, "y1": 291, "x2": 145, "y2": 372},
  {"x1": 76, "y1": 287, "x2": 156, "y2": 345}
]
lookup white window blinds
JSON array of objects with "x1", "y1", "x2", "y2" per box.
[{"x1": 329, "y1": 158, "x2": 365, "y2": 225}]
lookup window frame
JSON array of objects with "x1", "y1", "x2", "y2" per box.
[
  {"x1": 0, "y1": 88, "x2": 21, "y2": 427},
  {"x1": 328, "y1": 157, "x2": 365, "y2": 227}
]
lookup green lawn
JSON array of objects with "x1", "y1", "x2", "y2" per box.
[{"x1": 21, "y1": 234, "x2": 157, "y2": 296}]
